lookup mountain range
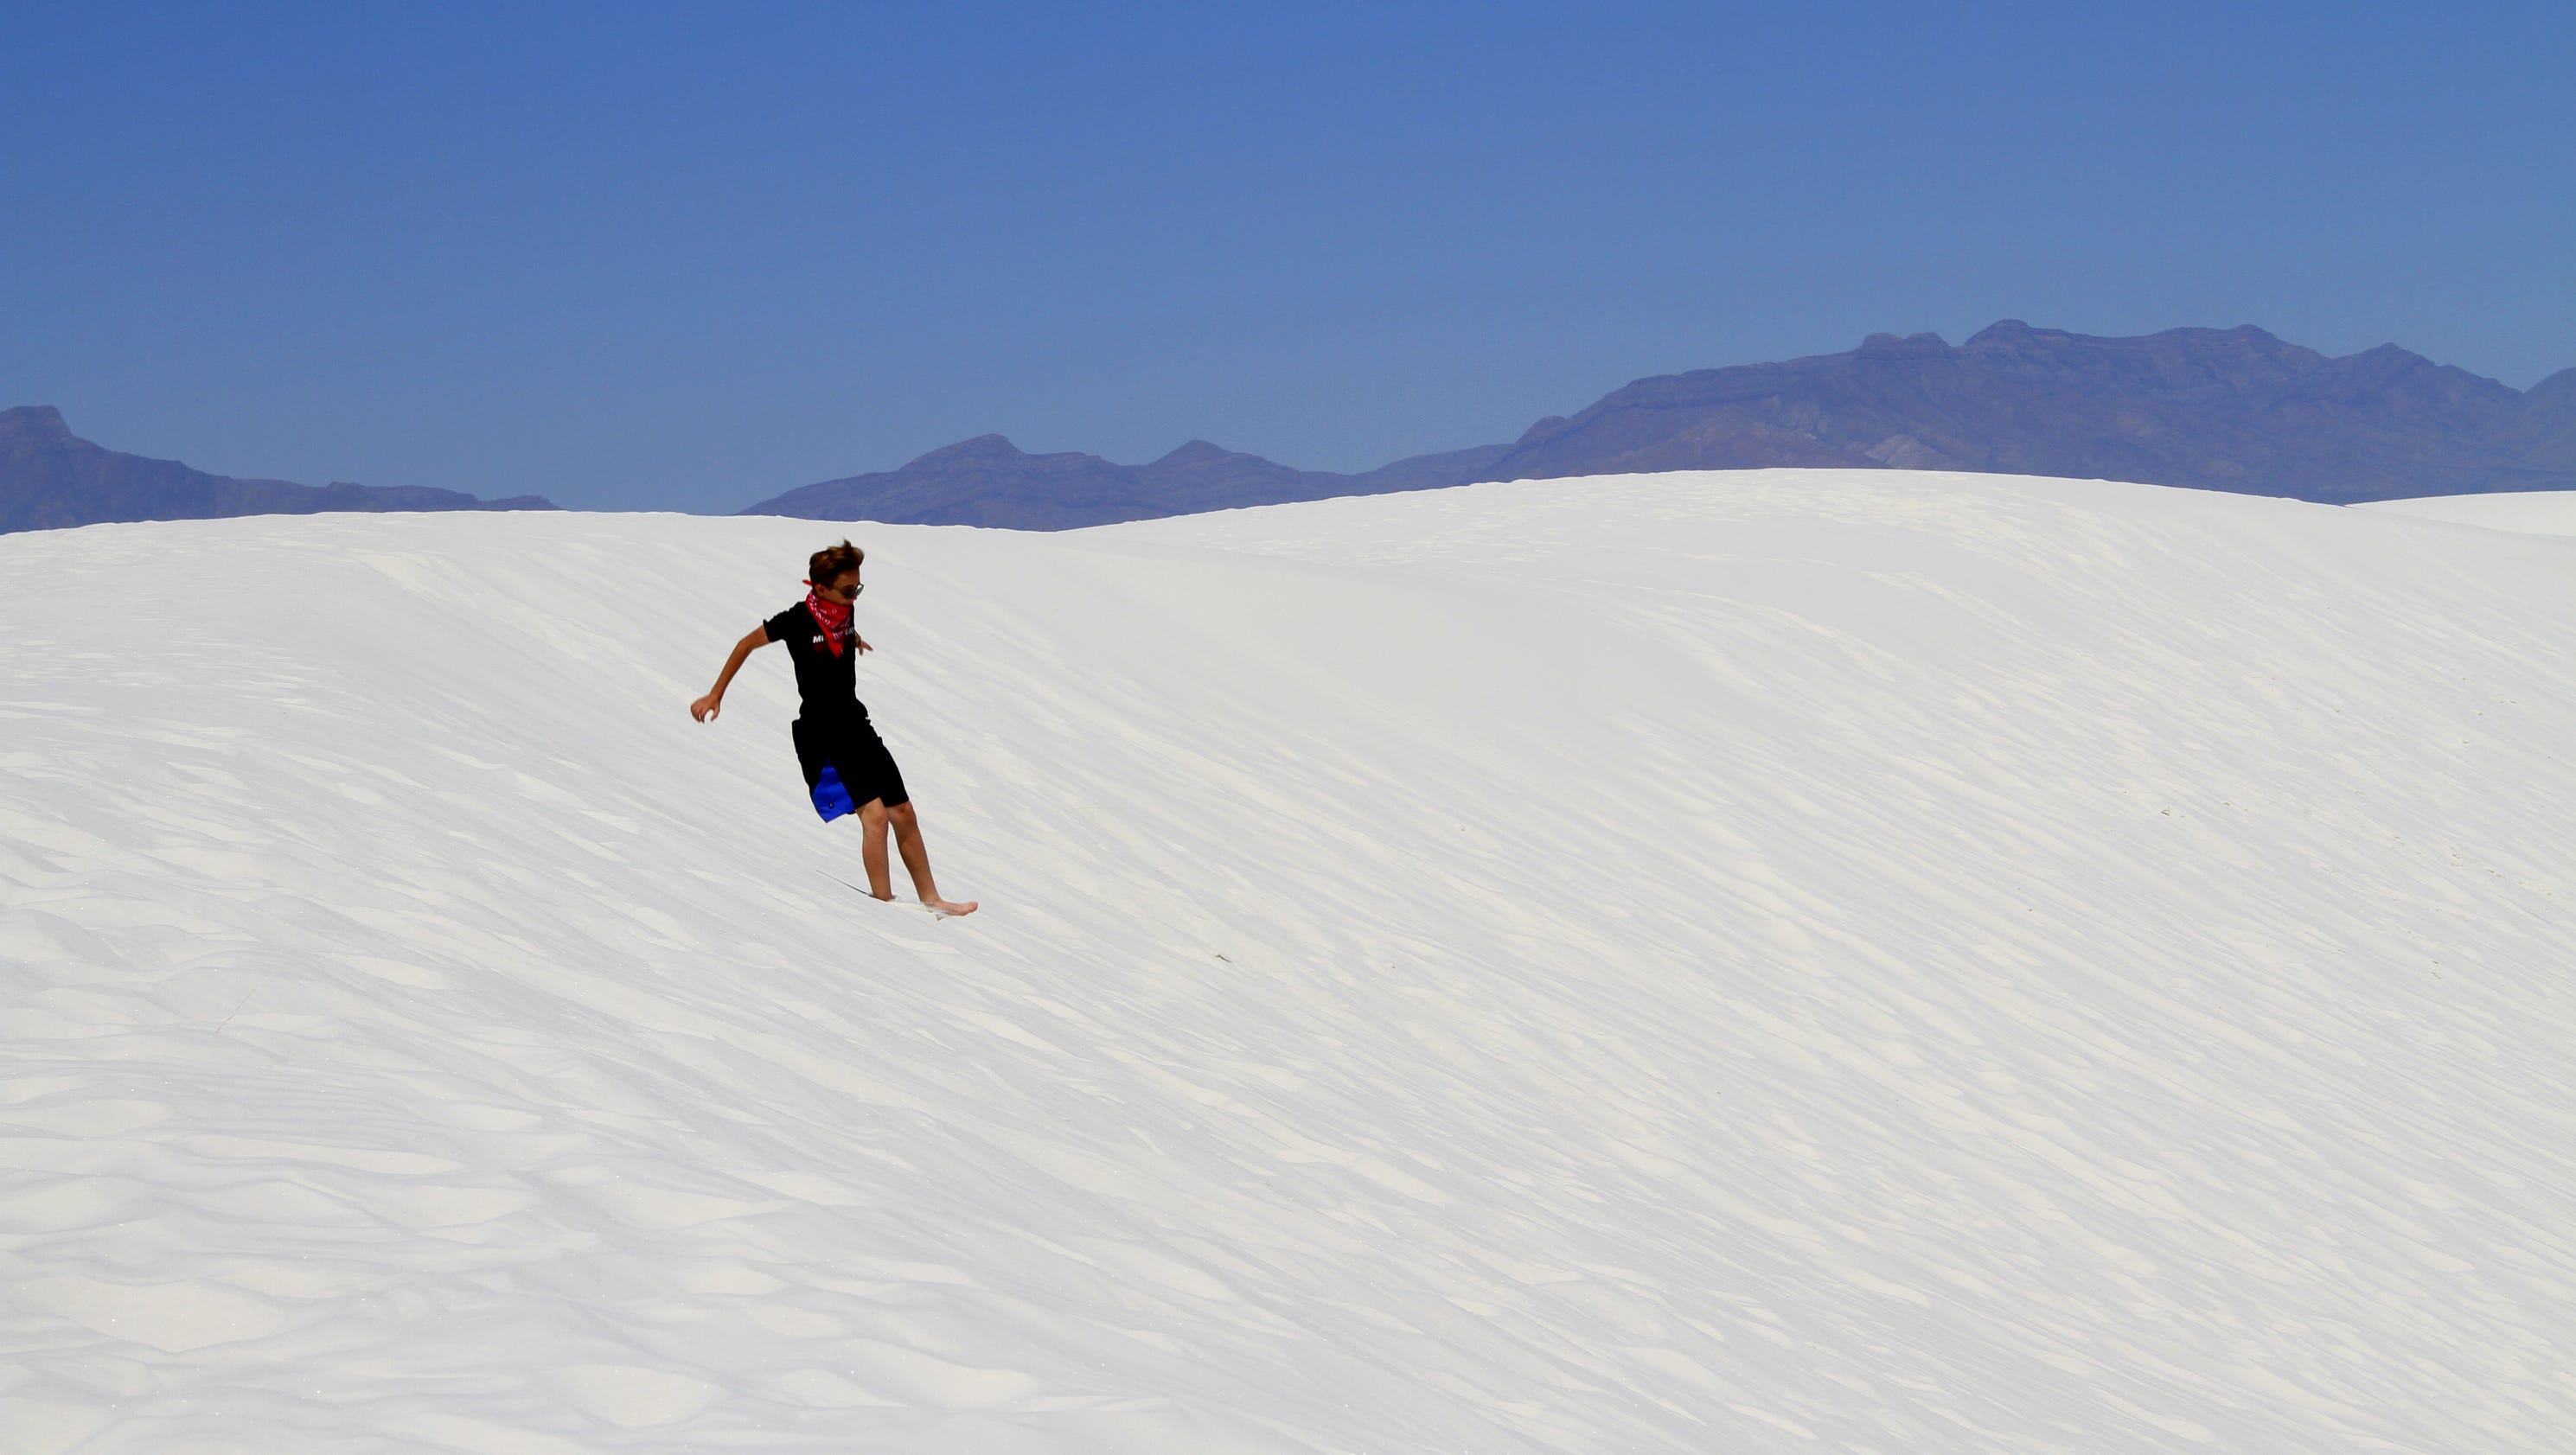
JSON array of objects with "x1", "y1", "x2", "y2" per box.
[
  {"x1": 0, "y1": 405, "x2": 553, "y2": 535},
  {"x1": 742, "y1": 435, "x2": 1512, "y2": 531},
  {"x1": 743, "y1": 321, "x2": 2576, "y2": 527},
  {"x1": 10, "y1": 322, "x2": 2573, "y2": 536}
]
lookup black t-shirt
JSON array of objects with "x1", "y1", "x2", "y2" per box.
[{"x1": 763, "y1": 603, "x2": 867, "y2": 720}]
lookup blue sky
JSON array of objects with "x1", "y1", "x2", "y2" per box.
[{"x1": 3, "y1": 1, "x2": 2569, "y2": 512}]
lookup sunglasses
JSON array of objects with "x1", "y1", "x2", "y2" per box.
[{"x1": 826, "y1": 580, "x2": 865, "y2": 597}]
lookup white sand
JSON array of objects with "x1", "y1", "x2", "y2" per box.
[
  {"x1": 2358, "y1": 489, "x2": 2576, "y2": 538},
  {"x1": 3, "y1": 469, "x2": 2570, "y2": 1452}
]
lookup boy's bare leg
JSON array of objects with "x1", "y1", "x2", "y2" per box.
[
  {"x1": 857, "y1": 799, "x2": 896, "y2": 899},
  {"x1": 888, "y1": 801, "x2": 978, "y2": 916}
]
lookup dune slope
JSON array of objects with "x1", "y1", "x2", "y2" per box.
[{"x1": 3, "y1": 470, "x2": 2571, "y2": 1452}]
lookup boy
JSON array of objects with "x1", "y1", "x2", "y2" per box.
[{"x1": 692, "y1": 540, "x2": 977, "y2": 916}]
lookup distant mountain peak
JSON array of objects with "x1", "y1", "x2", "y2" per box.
[
  {"x1": 1857, "y1": 330, "x2": 1949, "y2": 358},
  {"x1": 1152, "y1": 439, "x2": 1253, "y2": 466},
  {"x1": 1466, "y1": 322, "x2": 2571, "y2": 501},
  {"x1": 1, "y1": 406, "x2": 555, "y2": 535},
  {"x1": 744, "y1": 427, "x2": 1512, "y2": 530},
  {"x1": 918, "y1": 433, "x2": 1028, "y2": 460},
  {"x1": 1, "y1": 404, "x2": 73, "y2": 439}
]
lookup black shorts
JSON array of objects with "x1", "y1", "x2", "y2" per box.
[{"x1": 790, "y1": 714, "x2": 910, "y2": 821}]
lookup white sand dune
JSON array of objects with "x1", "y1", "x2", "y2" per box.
[
  {"x1": 2358, "y1": 489, "x2": 2576, "y2": 539},
  {"x1": 3, "y1": 469, "x2": 2570, "y2": 1452}
]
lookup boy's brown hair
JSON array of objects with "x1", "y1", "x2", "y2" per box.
[{"x1": 809, "y1": 539, "x2": 865, "y2": 584}]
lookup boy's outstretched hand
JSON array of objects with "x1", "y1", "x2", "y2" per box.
[{"x1": 690, "y1": 694, "x2": 722, "y2": 723}]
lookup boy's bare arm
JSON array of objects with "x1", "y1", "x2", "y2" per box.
[{"x1": 691, "y1": 626, "x2": 771, "y2": 722}]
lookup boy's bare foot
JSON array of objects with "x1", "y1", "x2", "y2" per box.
[{"x1": 926, "y1": 898, "x2": 978, "y2": 917}]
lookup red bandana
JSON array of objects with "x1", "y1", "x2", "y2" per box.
[{"x1": 803, "y1": 581, "x2": 853, "y2": 658}]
